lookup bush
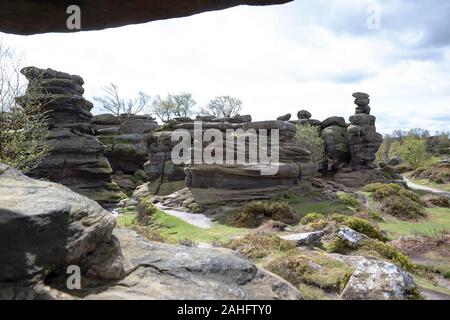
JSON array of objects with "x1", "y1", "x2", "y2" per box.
[
  {"x1": 301, "y1": 213, "x2": 324, "y2": 224},
  {"x1": 337, "y1": 192, "x2": 361, "y2": 208},
  {"x1": 228, "y1": 200, "x2": 298, "y2": 228},
  {"x1": 224, "y1": 234, "x2": 296, "y2": 259},
  {"x1": 397, "y1": 136, "x2": 431, "y2": 169},
  {"x1": 420, "y1": 194, "x2": 450, "y2": 208},
  {"x1": 264, "y1": 250, "x2": 353, "y2": 293},
  {"x1": 364, "y1": 183, "x2": 425, "y2": 219},
  {"x1": 136, "y1": 202, "x2": 157, "y2": 225},
  {"x1": 327, "y1": 236, "x2": 415, "y2": 272},
  {"x1": 331, "y1": 214, "x2": 385, "y2": 241},
  {"x1": 380, "y1": 195, "x2": 425, "y2": 219},
  {"x1": 294, "y1": 124, "x2": 326, "y2": 164}
]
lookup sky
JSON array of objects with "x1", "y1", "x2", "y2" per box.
[{"x1": 1, "y1": 0, "x2": 450, "y2": 134}]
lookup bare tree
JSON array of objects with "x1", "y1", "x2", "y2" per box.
[
  {"x1": 169, "y1": 92, "x2": 196, "y2": 118},
  {"x1": 93, "y1": 83, "x2": 151, "y2": 117},
  {"x1": 151, "y1": 95, "x2": 176, "y2": 123},
  {"x1": 202, "y1": 95, "x2": 243, "y2": 118},
  {"x1": 0, "y1": 41, "x2": 51, "y2": 173}
]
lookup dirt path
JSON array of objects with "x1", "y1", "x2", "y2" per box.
[
  {"x1": 155, "y1": 203, "x2": 214, "y2": 229},
  {"x1": 403, "y1": 177, "x2": 450, "y2": 199}
]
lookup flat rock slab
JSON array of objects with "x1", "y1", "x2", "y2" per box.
[
  {"x1": 280, "y1": 231, "x2": 324, "y2": 246},
  {"x1": 155, "y1": 204, "x2": 213, "y2": 229},
  {"x1": 84, "y1": 229, "x2": 302, "y2": 300}
]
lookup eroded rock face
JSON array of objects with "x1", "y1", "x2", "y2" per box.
[
  {"x1": 0, "y1": 0, "x2": 292, "y2": 35},
  {"x1": 0, "y1": 163, "x2": 115, "y2": 285},
  {"x1": 339, "y1": 257, "x2": 417, "y2": 300},
  {"x1": 18, "y1": 66, "x2": 122, "y2": 204},
  {"x1": 93, "y1": 114, "x2": 158, "y2": 174},
  {"x1": 83, "y1": 228, "x2": 302, "y2": 300}
]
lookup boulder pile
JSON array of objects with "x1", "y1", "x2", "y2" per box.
[{"x1": 18, "y1": 67, "x2": 122, "y2": 204}]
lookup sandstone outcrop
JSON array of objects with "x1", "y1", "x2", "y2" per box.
[
  {"x1": 83, "y1": 228, "x2": 301, "y2": 300},
  {"x1": 0, "y1": 163, "x2": 115, "y2": 285},
  {"x1": 0, "y1": 0, "x2": 292, "y2": 35},
  {"x1": 18, "y1": 67, "x2": 122, "y2": 204},
  {"x1": 0, "y1": 164, "x2": 301, "y2": 300},
  {"x1": 93, "y1": 113, "x2": 158, "y2": 194}
]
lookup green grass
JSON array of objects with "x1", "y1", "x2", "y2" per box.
[
  {"x1": 277, "y1": 191, "x2": 354, "y2": 217},
  {"x1": 411, "y1": 179, "x2": 450, "y2": 192},
  {"x1": 413, "y1": 275, "x2": 450, "y2": 296},
  {"x1": 117, "y1": 208, "x2": 249, "y2": 243},
  {"x1": 379, "y1": 207, "x2": 450, "y2": 238}
]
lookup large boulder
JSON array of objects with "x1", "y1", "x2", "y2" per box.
[
  {"x1": 321, "y1": 125, "x2": 350, "y2": 171},
  {"x1": 0, "y1": 163, "x2": 115, "y2": 284},
  {"x1": 340, "y1": 257, "x2": 417, "y2": 300},
  {"x1": 84, "y1": 228, "x2": 302, "y2": 300}
]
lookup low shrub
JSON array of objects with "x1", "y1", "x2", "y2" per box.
[
  {"x1": 136, "y1": 202, "x2": 157, "y2": 225},
  {"x1": 363, "y1": 183, "x2": 425, "y2": 219},
  {"x1": 301, "y1": 212, "x2": 324, "y2": 224},
  {"x1": 337, "y1": 192, "x2": 361, "y2": 208},
  {"x1": 224, "y1": 234, "x2": 296, "y2": 260},
  {"x1": 228, "y1": 200, "x2": 298, "y2": 228},
  {"x1": 420, "y1": 194, "x2": 450, "y2": 208},
  {"x1": 331, "y1": 214, "x2": 385, "y2": 241},
  {"x1": 380, "y1": 195, "x2": 425, "y2": 219}
]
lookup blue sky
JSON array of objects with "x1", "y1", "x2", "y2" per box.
[{"x1": 1, "y1": 0, "x2": 449, "y2": 134}]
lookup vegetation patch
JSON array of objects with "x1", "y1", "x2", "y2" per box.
[
  {"x1": 327, "y1": 237, "x2": 415, "y2": 272},
  {"x1": 224, "y1": 234, "x2": 296, "y2": 260},
  {"x1": 336, "y1": 192, "x2": 361, "y2": 208},
  {"x1": 379, "y1": 207, "x2": 450, "y2": 238},
  {"x1": 411, "y1": 163, "x2": 450, "y2": 184},
  {"x1": 420, "y1": 194, "x2": 449, "y2": 208},
  {"x1": 225, "y1": 200, "x2": 298, "y2": 228},
  {"x1": 331, "y1": 214, "x2": 386, "y2": 241},
  {"x1": 363, "y1": 183, "x2": 425, "y2": 219},
  {"x1": 264, "y1": 249, "x2": 354, "y2": 294}
]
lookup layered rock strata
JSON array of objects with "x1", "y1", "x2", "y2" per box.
[{"x1": 18, "y1": 67, "x2": 122, "y2": 204}]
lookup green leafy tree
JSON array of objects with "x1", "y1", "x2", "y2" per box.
[
  {"x1": 0, "y1": 41, "x2": 51, "y2": 173},
  {"x1": 294, "y1": 124, "x2": 326, "y2": 164},
  {"x1": 397, "y1": 136, "x2": 430, "y2": 169}
]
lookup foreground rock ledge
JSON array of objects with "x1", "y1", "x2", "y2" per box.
[
  {"x1": 0, "y1": 163, "x2": 300, "y2": 300},
  {"x1": 81, "y1": 229, "x2": 302, "y2": 300},
  {"x1": 0, "y1": 0, "x2": 292, "y2": 35}
]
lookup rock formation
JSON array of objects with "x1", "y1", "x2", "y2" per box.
[
  {"x1": 93, "y1": 113, "x2": 158, "y2": 194},
  {"x1": 0, "y1": 163, "x2": 301, "y2": 300},
  {"x1": 347, "y1": 92, "x2": 383, "y2": 170},
  {"x1": 0, "y1": 0, "x2": 292, "y2": 35},
  {"x1": 143, "y1": 120, "x2": 317, "y2": 205},
  {"x1": 18, "y1": 67, "x2": 123, "y2": 204}
]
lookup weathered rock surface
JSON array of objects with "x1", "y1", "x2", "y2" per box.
[
  {"x1": 93, "y1": 114, "x2": 158, "y2": 174},
  {"x1": 337, "y1": 227, "x2": 364, "y2": 247},
  {"x1": 18, "y1": 66, "x2": 122, "y2": 204},
  {"x1": 339, "y1": 256, "x2": 417, "y2": 300},
  {"x1": 83, "y1": 228, "x2": 302, "y2": 300},
  {"x1": 280, "y1": 231, "x2": 324, "y2": 246},
  {"x1": 277, "y1": 113, "x2": 292, "y2": 121},
  {"x1": 0, "y1": 163, "x2": 115, "y2": 285},
  {"x1": 297, "y1": 110, "x2": 312, "y2": 120},
  {"x1": 0, "y1": 0, "x2": 292, "y2": 35}
]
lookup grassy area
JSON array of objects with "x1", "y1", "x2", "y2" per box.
[
  {"x1": 413, "y1": 274, "x2": 450, "y2": 297},
  {"x1": 379, "y1": 207, "x2": 450, "y2": 238},
  {"x1": 116, "y1": 208, "x2": 249, "y2": 243},
  {"x1": 411, "y1": 179, "x2": 450, "y2": 192},
  {"x1": 276, "y1": 191, "x2": 354, "y2": 218}
]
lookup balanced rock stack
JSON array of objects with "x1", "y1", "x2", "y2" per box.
[
  {"x1": 320, "y1": 116, "x2": 350, "y2": 171},
  {"x1": 290, "y1": 110, "x2": 322, "y2": 127},
  {"x1": 353, "y1": 92, "x2": 371, "y2": 115},
  {"x1": 347, "y1": 92, "x2": 383, "y2": 169},
  {"x1": 18, "y1": 67, "x2": 122, "y2": 204}
]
